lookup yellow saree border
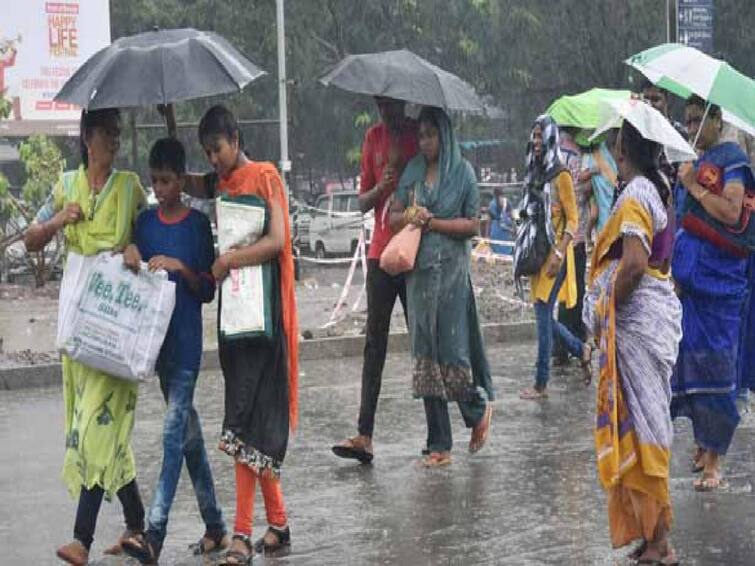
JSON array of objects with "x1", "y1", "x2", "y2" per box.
[{"x1": 589, "y1": 197, "x2": 653, "y2": 286}]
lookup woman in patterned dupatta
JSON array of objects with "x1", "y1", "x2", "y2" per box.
[
  {"x1": 390, "y1": 107, "x2": 493, "y2": 468},
  {"x1": 518, "y1": 114, "x2": 592, "y2": 400},
  {"x1": 584, "y1": 122, "x2": 682, "y2": 564}
]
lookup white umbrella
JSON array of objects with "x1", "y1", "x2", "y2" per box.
[
  {"x1": 591, "y1": 97, "x2": 697, "y2": 162},
  {"x1": 626, "y1": 43, "x2": 755, "y2": 138}
]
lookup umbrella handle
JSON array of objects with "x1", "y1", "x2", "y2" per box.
[{"x1": 160, "y1": 103, "x2": 177, "y2": 138}]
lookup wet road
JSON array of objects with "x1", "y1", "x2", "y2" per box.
[{"x1": 1, "y1": 343, "x2": 754, "y2": 565}]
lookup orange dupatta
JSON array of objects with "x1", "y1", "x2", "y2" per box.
[{"x1": 218, "y1": 161, "x2": 300, "y2": 429}]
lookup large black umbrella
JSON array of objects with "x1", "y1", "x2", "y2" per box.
[
  {"x1": 55, "y1": 28, "x2": 266, "y2": 111},
  {"x1": 319, "y1": 49, "x2": 485, "y2": 113}
]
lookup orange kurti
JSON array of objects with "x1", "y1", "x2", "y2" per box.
[{"x1": 218, "y1": 161, "x2": 300, "y2": 429}]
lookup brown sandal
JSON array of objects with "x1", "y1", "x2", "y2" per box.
[
  {"x1": 469, "y1": 405, "x2": 493, "y2": 453},
  {"x1": 219, "y1": 534, "x2": 253, "y2": 565},
  {"x1": 55, "y1": 540, "x2": 88, "y2": 566},
  {"x1": 103, "y1": 528, "x2": 142, "y2": 556},
  {"x1": 421, "y1": 452, "x2": 452, "y2": 468}
]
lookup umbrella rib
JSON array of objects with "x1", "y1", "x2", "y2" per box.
[{"x1": 197, "y1": 33, "x2": 262, "y2": 87}]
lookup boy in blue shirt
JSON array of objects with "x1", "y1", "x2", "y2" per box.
[{"x1": 122, "y1": 138, "x2": 228, "y2": 563}]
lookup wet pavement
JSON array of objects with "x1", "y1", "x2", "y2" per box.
[{"x1": 2, "y1": 342, "x2": 755, "y2": 565}]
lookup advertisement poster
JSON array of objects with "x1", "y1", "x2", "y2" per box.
[{"x1": 0, "y1": 0, "x2": 110, "y2": 131}]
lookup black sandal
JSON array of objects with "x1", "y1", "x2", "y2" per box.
[
  {"x1": 121, "y1": 532, "x2": 159, "y2": 565},
  {"x1": 189, "y1": 530, "x2": 230, "y2": 555},
  {"x1": 254, "y1": 525, "x2": 291, "y2": 555},
  {"x1": 219, "y1": 534, "x2": 253, "y2": 565}
]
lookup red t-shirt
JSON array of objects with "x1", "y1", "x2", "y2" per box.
[{"x1": 360, "y1": 120, "x2": 418, "y2": 259}]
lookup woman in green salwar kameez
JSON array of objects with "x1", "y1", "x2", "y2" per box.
[
  {"x1": 390, "y1": 107, "x2": 493, "y2": 467},
  {"x1": 25, "y1": 108, "x2": 146, "y2": 566}
]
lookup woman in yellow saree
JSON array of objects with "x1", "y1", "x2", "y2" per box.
[{"x1": 584, "y1": 122, "x2": 682, "y2": 565}]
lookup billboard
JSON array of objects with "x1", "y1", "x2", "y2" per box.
[
  {"x1": 0, "y1": 0, "x2": 110, "y2": 134},
  {"x1": 678, "y1": 0, "x2": 714, "y2": 54}
]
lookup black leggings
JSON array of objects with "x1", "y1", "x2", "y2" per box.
[{"x1": 73, "y1": 479, "x2": 144, "y2": 550}]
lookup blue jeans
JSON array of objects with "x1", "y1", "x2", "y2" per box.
[
  {"x1": 146, "y1": 364, "x2": 226, "y2": 547},
  {"x1": 534, "y1": 267, "x2": 585, "y2": 389}
]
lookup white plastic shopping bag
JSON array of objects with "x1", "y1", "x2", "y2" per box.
[
  {"x1": 57, "y1": 251, "x2": 176, "y2": 381},
  {"x1": 216, "y1": 194, "x2": 273, "y2": 340}
]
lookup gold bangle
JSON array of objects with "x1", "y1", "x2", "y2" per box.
[{"x1": 697, "y1": 189, "x2": 710, "y2": 202}]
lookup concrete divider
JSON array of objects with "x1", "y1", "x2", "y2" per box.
[{"x1": 0, "y1": 320, "x2": 535, "y2": 391}]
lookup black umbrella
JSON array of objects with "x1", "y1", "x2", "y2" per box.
[
  {"x1": 319, "y1": 49, "x2": 485, "y2": 113},
  {"x1": 54, "y1": 28, "x2": 266, "y2": 111}
]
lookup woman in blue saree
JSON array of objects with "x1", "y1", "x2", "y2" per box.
[
  {"x1": 390, "y1": 107, "x2": 493, "y2": 467},
  {"x1": 671, "y1": 95, "x2": 754, "y2": 491}
]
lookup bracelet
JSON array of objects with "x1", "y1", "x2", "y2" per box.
[
  {"x1": 697, "y1": 189, "x2": 710, "y2": 202},
  {"x1": 552, "y1": 248, "x2": 564, "y2": 260}
]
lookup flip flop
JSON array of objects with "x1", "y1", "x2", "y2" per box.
[
  {"x1": 519, "y1": 387, "x2": 548, "y2": 400},
  {"x1": 332, "y1": 438, "x2": 374, "y2": 464},
  {"x1": 421, "y1": 452, "x2": 452, "y2": 468}
]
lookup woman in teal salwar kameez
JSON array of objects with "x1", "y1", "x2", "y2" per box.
[{"x1": 390, "y1": 107, "x2": 493, "y2": 467}]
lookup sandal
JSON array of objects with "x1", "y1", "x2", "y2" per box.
[
  {"x1": 469, "y1": 405, "x2": 493, "y2": 454},
  {"x1": 519, "y1": 386, "x2": 548, "y2": 400},
  {"x1": 103, "y1": 528, "x2": 142, "y2": 556},
  {"x1": 254, "y1": 525, "x2": 291, "y2": 555},
  {"x1": 55, "y1": 540, "x2": 88, "y2": 566},
  {"x1": 219, "y1": 534, "x2": 253, "y2": 565},
  {"x1": 580, "y1": 343, "x2": 593, "y2": 386},
  {"x1": 331, "y1": 436, "x2": 374, "y2": 464},
  {"x1": 421, "y1": 451, "x2": 452, "y2": 468},
  {"x1": 189, "y1": 530, "x2": 231, "y2": 555},
  {"x1": 122, "y1": 532, "x2": 159, "y2": 565}
]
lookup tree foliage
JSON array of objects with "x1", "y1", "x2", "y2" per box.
[{"x1": 108, "y1": 0, "x2": 753, "y2": 185}]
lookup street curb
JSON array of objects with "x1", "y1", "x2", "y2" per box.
[{"x1": 0, "y1": 320, "x2": 535, "y2": 391}]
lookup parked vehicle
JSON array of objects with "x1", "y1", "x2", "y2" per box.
[{"x1": 308, "y1": 191, "x2": 372, "y2": 258}]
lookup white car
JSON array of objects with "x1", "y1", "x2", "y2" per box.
[{"x1": 308, "y1": 191, "x2": 372, "y2": 258}]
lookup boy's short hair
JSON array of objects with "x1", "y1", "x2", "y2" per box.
[{"x1": 149, "y1": 137, "x2": 186, "y2": 175}]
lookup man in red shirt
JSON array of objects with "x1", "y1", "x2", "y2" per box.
[{"x1": 332, "y1": 96, "x2": 418, "y2": 463}]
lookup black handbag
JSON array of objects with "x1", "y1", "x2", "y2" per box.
[{"x1": 513, "y1": 186, "x2": 550, "y2": 278}]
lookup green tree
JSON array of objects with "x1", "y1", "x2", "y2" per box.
[{"x1": 13, "y1": 135, "x2": 66, "y2": 286}]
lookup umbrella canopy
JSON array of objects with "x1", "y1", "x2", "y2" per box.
[
  {"x1": 319, "y1": 49, "x2": 485, "y2": 113},
  {"x1": 547, "y1": 88, "x2": 633, "y2": 129},
  {"x1": 627, "y1": 43, "x2": 755, "y2": 137},
  {"x1": 591, "y1": 97, "x2": 697, "y2": 162},
  {"x1": 55, "y1": 28, "x2": 266, "y2": 109}
]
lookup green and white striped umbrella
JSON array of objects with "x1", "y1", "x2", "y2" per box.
[{"x1": 627, "y1": 43, "x2": 755, "y2": 137}]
